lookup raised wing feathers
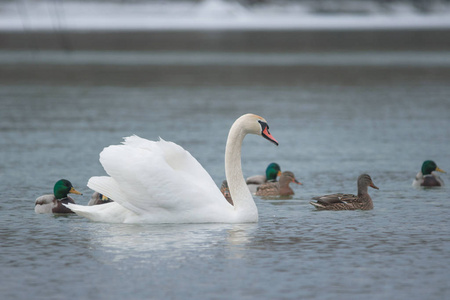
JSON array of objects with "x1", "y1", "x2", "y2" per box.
[{"x1": 92, "y1": 136, "x2": 227, "y2": 215}]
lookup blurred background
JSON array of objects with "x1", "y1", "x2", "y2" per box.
[
  {"x1": 1, "y1": 0, "x2": 450, "y2": 85},
  {"x1": 1, "y1": 2, "x2": 450, "y2": 300}
]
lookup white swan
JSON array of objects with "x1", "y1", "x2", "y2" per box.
[{"x1": 65, "y1": 113, "x2": 278, "y2": 223}]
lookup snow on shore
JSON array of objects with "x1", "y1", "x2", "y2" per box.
[{"x1": 1, "y1": 0, "x2": 450, "y2": 31}]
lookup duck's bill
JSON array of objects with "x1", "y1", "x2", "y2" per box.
[
  {"x1": 294, "y1": 179, "x2": 302, "y2": 185},
  {"x1": 69, "y1": 187, "x2": 83, "y2": 195},
  {"x1": 436, "y1": 167, "x2": 446, "y2": 173},
  {"x1": 370, "y1": 182, "x2": 379, "y2": 190}
]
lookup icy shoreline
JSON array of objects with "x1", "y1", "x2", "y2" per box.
[{"x1": 1, "y1": 0, "x2": 450, "y2": 31}]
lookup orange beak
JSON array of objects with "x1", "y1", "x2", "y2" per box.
[
  {"x1": 370, "y1": 182, "x2": 379, "y2": 190},
  {"x1": 69, "y1": 187, "x2": 83, "y2": 195},
  {"x1": 262, "y1": 126, "x2": 279, "y2": 146}
]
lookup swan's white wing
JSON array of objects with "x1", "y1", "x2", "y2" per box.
[
  {"x1": 89, "y1": 136, "x2": 229, "y2": 215},
  {"x1": 88, "y1": 176, "x2": 140, "y2": 213}
]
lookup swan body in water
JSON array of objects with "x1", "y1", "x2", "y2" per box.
[{"x1": 66, "y1": 113, "x2": 278, "y2": 223}]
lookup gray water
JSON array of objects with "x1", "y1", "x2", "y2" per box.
[{"x1": 1, "y1": 32, "x2": 450, "y2": 300}]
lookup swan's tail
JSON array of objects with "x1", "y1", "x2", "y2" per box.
[
  {"x1": 65, "y1": 202, "x2": 109, "y2": 219},
  {"x1": 64, "y1": 202, "x2": 131, "y2": 223}
]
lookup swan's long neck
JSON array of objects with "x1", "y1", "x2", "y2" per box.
[{"x1": 225, "y1": 119, "x2": 258, "y2": 220}]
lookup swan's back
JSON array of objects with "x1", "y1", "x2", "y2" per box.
[{"x1": 88, "y1": 136, "x2": 231, "y2": 220}]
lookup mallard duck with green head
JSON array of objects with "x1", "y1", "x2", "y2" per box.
[
  {"x1": 310, "y1": 174, "x2": 379, "y2": 211},
  {"x1": 35, "y1": 179, "x2": 83, "y2": 214},
  {"x1": 246, "y1": 162, "x2": 281, "y2": 194},
  {"x1": 412, "y1": 160, "x2": 446, "y2": 187}
]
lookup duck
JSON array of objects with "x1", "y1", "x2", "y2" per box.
[
  {"x1": 35, "y1": 179, "x2": 83, "y2": 214},
  {"x1": 255, "y1": 171, "x2": 301, "y2": 197},
  {"x1": 246, "y1": 162, "x2": 281, "y2": 194},
  {"x1": 88, "y1": 192, "x2": 113, "y2": 206},
  {"x1": 220, "y1": 180, "x2": 233, "y2": 205},
  {"x1": 412, "y1": 160, "x2": 446, "y2": 187},
  {"x1": 65, "y1": 113, "x2": 278, "y2": 223},
  {"x1": 310, "y1": 174, "x2": 379, "y2": 211}
]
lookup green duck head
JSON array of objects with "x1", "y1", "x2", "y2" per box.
[
  {"x1": 53, "y1": 179, "x2": 83, "y2": 200},
  {"x1": 421, "y1": 160, "x2": 446, "y2": 175},
  {"x1": 265, "y1": 163, "x2": 281, "y2": 181}
]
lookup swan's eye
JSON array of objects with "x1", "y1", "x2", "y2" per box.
[{"x1": 258, "y1": 120, "x2": 268, "y2": 131}]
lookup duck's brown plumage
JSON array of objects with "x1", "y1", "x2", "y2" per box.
[
  {"x1": 220, "y1": 180, "x2": 233, "y2": 205},
  {"x1": 88, "y1": 192, "x2": 114, "y2": 206},
  {"x1": 310, "y1": 174, "x2": 378, "y2": 211},
  {"x1": 255, "y1": 171, "x2": 301, "y2": 197}
]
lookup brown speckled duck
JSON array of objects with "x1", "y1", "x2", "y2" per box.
[
  {"x1": 220, "y1": 180, "x2": 233, "y2": 205},
  {"x1": 255, "y1": 171, "x2": 301, "y2": 197},
  {"x1": 35, "y1": 179, "x2": 83, "y2": 214},
  {"x1": 88, "y1": 192, "x2": 114, "y2": 206},
  {"x1": 310, "y1": 174, "x2": 378, "y2": 211}
]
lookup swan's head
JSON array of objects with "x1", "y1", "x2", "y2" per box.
[
  {"x1": 240, "y1": 114, "x2": 278, "y2": 146},
  {"x1": 258, "y1": 119, "x2": 278, "y2": 146}
]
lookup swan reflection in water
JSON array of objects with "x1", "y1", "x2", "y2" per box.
[{"x1": 85, "y1": 223, "x2": 258, "y2": 264}]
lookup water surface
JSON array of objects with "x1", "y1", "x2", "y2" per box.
[{"x1": 0, "y1": 31, "x2": 449, "y2": 300}]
